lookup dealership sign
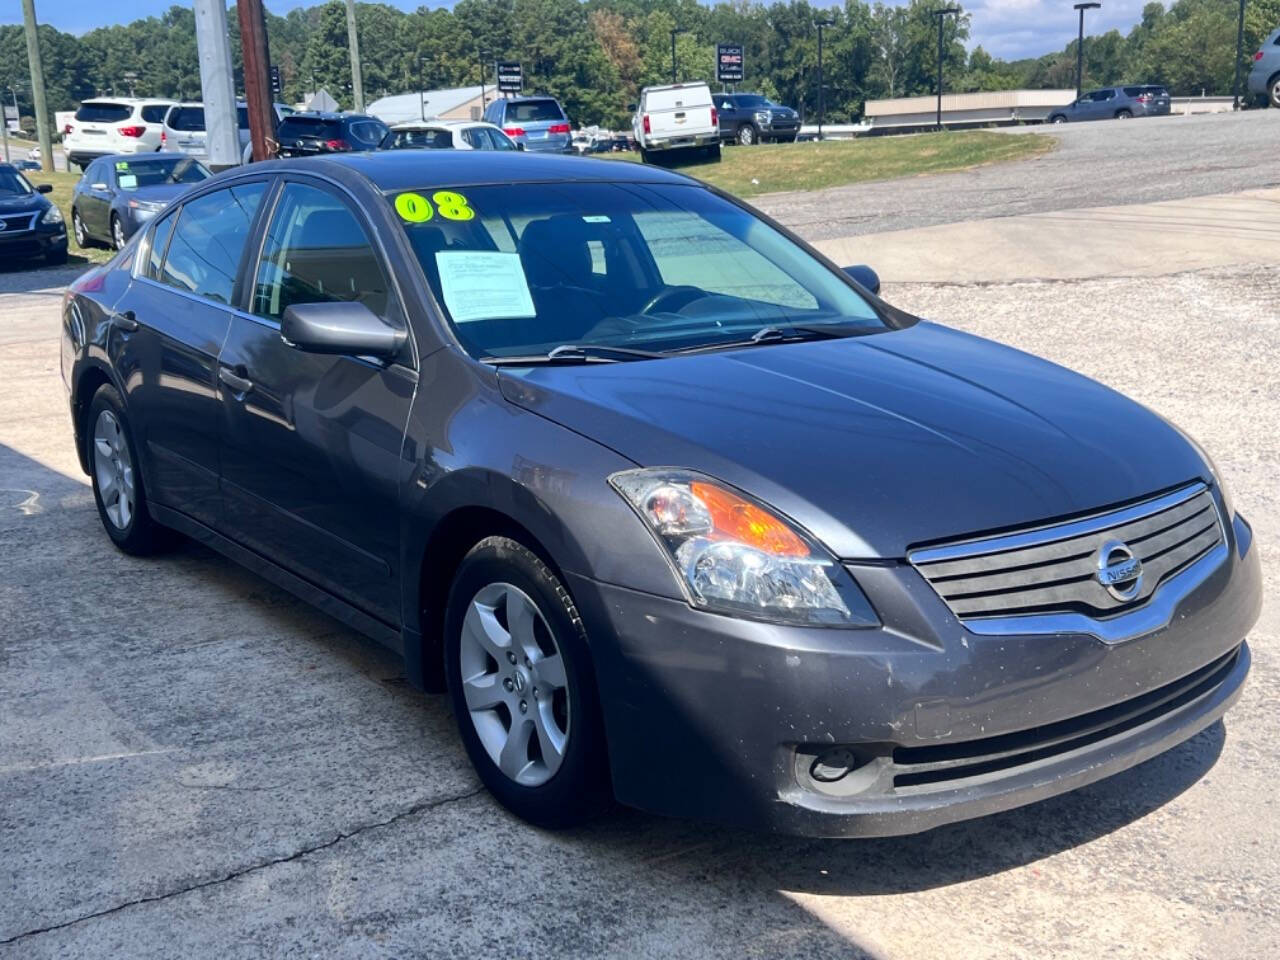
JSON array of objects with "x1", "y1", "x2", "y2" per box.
[
  {"x1": 716, "y1": 44, "x2": 744, "y2": 84},
  {"x1": 496, "y1": 62, "x2": 523, "y2": 94}
]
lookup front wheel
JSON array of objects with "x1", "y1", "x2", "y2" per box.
[
  {"x1": 444, "y1": 536, "x2": 610, "y2": 828},
  {"x1": 1050, "y1": 114, "x2": 1067, "y2": 124},
  {"x1": 88, "y1": 384, "x2": 171, "y2": 555},
  {"x1": 72, "y1": 208, "x2": 91, "y2": 248},
  {"x1": 736, "y1": 124, "x2": 757, "y2": 146}
]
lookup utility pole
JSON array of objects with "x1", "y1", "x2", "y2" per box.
[
  {"x1": 194, "y1": 0, "x2": 239, "y2": 168},
  {"x1": 237, "y1": 0, "x2": 276, "y2": 163},
  {"x1": 670, "y1": 27, "x2": 687, "y2": 84},
  {"x1": 418, "y1": 57, "x2": 428, "y2": 121},
  {"x1": 932, "y1": 7, "x2": 960, "y2": 131},
  {"x1": 20, "y1": 0, "x2": 53, "y2": 172},
  {"x1": 344, "y1": 0, "x2": 364, "y2": 113},
  {"x1": 1073, "y1": 2, "x2": 1101, "y2": 102},
  {"x1": 816, "y1": 20, "x2": 835, "y2": 141},
  {"x1": 1232, "y1": 0, "x2": 1247, "y2": 110}
]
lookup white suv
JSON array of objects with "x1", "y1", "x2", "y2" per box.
[{"x1": 63, "y1": 99, "x2": 175, "y2": 171}]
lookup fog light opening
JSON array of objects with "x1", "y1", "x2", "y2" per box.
[{"x1": 809, "y1": 747, "x2": 867, "y2": 783}]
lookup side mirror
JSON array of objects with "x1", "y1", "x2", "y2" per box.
[
  {"x1": 91, "y1": 182, "x2": 108, "y2": 191},
  {"x1": 842, "y1": 264, "x2": 881, "y2": 295},
  {"x1": 36, "y1": 183, "x2": 53, "y2": 194},
  {"x1": 281, "y1": 300, "x2": 407, "y2": 361}
]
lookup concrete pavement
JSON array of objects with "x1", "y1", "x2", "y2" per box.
[{"x1": 2, "y1": 182, "x2": 1277, "y2": 958}]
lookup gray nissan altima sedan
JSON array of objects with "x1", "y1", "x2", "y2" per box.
[{"x1": 60, "y1": 151, "x2": 1261, "y2": 837}]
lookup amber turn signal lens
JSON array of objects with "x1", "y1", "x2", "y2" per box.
[{"x1": 690, "y1": 482, "x2": 809, "y2": 557}]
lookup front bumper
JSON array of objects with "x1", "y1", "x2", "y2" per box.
[
  {"x1": 570, "y1": 509, "x2": 1261, "y2": 837},
  {"x1": 0, "y1": 221, "x2": 67, "y2": 261}
]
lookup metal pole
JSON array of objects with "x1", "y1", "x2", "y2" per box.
[
  {"x1": 817, "y1": 24, "x2": 825, "y2": 141},
  {"x1": 1073, "y1": 3, "x2": 1100, "y2": 103},
  {"x1": 418, "y1": 58, "x2": 425, "y2": 122},
  {"x1": 1, "y1": 96, "x2": 9, "y2": 165},
  {"x1": 236, "y1": 0, "x2": 275, "y2": 163},
  {"x1": 344, "y1": 0, "x2": 364, "y2": 112},
  {"x1": 936, "y1": 15, "x2": 944, "y2": 130},
  {"x1": 671, "y1": 30, "x2": 678, "y2": 83},
  {"x1": 477, "y1": 51, "x2": 485, "y2": 117},
  {"x1": 193, "y1": 0, "x2": 239, "y2": 168},
  {"x1": 20, "y1": 0, "x2": 53, "y2": 172},
  {"x1": 1233, "y1": 0, "x2": 1247, "y2": 110}
]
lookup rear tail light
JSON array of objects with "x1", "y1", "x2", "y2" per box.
[
  {"x1": 1256, "y1": 51, "x2": 1265, "y2": 61},
  {"x1": 63, "y1": 123, "x2": 74, "y2": 135},
  {"x1": 324, "y1": 139, "x2": 351, "y2": 151},
  {"x1": 118, "y1": 126, "x2": 145, "y2": 138},
  {"x1": 548, "y1": 123, "x2": 570, "y2": 134},
  {"x1": 711, "y1": 106, "x2": 718, "y2": 126},
  {"x1": 160, "y1": 130, "x2": 167, "y2": 144},
  {"x1": 1136, "y1": 94, "x2": 1152, "y2": 103},
  {"x1": 643, "y1": 114, "x2": 651, "y2": 135},
  {"x1": 503, "y1": 127, "x2": 526, "y2": 137}
]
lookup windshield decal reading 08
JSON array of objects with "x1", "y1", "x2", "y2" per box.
[{"x1": 394, "y1": 191, "x2": 476, "y2": 224}]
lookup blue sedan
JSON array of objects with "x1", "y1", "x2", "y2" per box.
[{"x1": 71, "y1": 152, "x2": 210, "y2": 250}]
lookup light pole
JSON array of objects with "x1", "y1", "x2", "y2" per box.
[
  {"x1": 417, "y1": 57, "x2": 428, "y2": 121},
  {"x1": 1073, "y1": 2, "x2": 1101, "y2": 103},
  {"x1": 670, "y1": 28, "x2": 687, "y2": 84},
  {"x1": 1232, "y1": 0, "x2": 1247, "y2": 109},
  {"x1": 816, "y1": 19, "x2": 835, "y2": 141},
  {"x1": 931, "y1": 7, "x2": 960, "y2": 131},
  {"x1": 2, "y1": 83, "x2": 21, "y2": 164}
]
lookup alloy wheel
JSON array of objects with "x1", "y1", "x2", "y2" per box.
[
  {"x1": 111, "y1": 216, "x2": 125, "y2": 250},
  {"x1": 1271, "y1": 79, "x2": 1280, "y2": 108},
  {"x1": 458, "y1": 582, "x2": 570, "y2": 787},
  {"x1": 73, "y1": 210, "x2": 86, "y2": 247},
  {"x1": 1052, "y1": 115, "x2": 1066, "y2": 124},
  {"x1": 738, "y1": 125, "x2": 755, "y2": 146},
  {"x1": 93, "y1": 409, "x2": 135, "y2": 530}
]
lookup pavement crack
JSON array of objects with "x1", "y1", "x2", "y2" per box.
[{"x1": 0, "y1": 785, "x2": 484, "y2": 946}]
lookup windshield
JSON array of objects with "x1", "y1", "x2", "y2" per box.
[
  {"x1": 277, "y1": 117, "x2": 342, "y2": 140},
  {"x1": 735, "y1": 95, "x2": 771, "y2": 108},
  {"x1": 113, "y1": 157, "x2": 211, "y2": 191},
  {"x1": 391, "y1": 181, "x2": 885, "y2": 359},
  {"x1": 0, "y1": 169, "x2": 34, "y2": 196},
  {"x1": 75, "y1": 102, "x2": 131, "y2": 124}
]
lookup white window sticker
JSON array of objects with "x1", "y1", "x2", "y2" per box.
[
  {"x1": 118, "y1": 174, "x2": 137, "y2": 189},
  {"x1": 435, "y1": 251, "x2": 536, "y2": 323}
]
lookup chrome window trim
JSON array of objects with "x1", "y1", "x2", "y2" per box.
[
  {"x1": 909, "y1": 482, "x2": 1209, "y2": 565},
  {"x1": 957, "y1": 542, "x2": 1229, "y2": 645}
]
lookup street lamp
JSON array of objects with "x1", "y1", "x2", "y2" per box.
[
  {"x1": 816, "y1": 19, "x2": 835, "y2": 141},
  {"x1": 1232, "y1": 0, "x2": 1247, "y2": 110},
  {"x1": 1073, "y1": 2, "x2": 1101, "y2": 103},
  {"x1": 670, "y1": 27, "x2": 687, "y2": 84},
  {"x1": 931, "y1": 7, "x2": 960, "y2": 131}
]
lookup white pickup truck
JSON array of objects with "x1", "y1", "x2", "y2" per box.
[{"x1": 631, "y1": 83, "x2": 721, "y2": 164}]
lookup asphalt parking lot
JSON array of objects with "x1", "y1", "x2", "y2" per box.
[{"x1": 2, "y1": 117, "x2": 1278, "y2": 958}]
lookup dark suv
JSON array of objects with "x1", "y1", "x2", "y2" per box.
[
  {"x1": 482, "y1": 96, "x2": 572, "y2": 153},
  {"x1": 715, "y1": 93, "x2": 800, "y2": 145},
  {"x1": 274, "y1": 112, "x2": 389, "y2": 157},
  {"x1": 1048, "y1": 85, "x2": 1171, "y2": 123}
]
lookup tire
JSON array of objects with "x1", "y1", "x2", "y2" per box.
[
  {"x1": 1115, "y1": 109, "x2": 1132, "y2": 120},
  {"x1": 46, "y1": 246, "x2": 68, "y2": 266},
  {"x1": 72, "y1": 208, "x2": 91, "y2": 249},
  {"x1": 736, "y1": 124, "x2": 757, "y2": 146},
  {"x1": 1270, "y1": 75, "x2": 1280, "y2": 109},
  {"x1": 1050, "y1": 114, "x2": 1067, "y2": 124},
  {"x1": 87, "y1": 384, "x2": 171, "y2": 555},
  {"x1": 110, "y1": 214, "x2": 125, "y2": 251},
  {"x1": 444, "y1": 536, "x2": 611, "y2": 829}
]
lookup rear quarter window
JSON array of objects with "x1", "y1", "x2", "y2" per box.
[
  {"x1": 75, "y1": 102, "x2": 132, "y2": 123},
  {"x1": 141, "y1": 104, "x2": 170, "y2": 123},
  {"x1": 1123, "y1": 86, "x2": 1142, "y2": 97}
]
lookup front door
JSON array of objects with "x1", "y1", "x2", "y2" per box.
[{"x1": 217, "y1": 178, "x2": 415, "y2": 625}]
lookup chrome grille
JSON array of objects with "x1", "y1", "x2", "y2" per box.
[
  {"x1": 910, "y1": 483, "x2": 1222, "y2": 622},
  {"x1": 0, "y1": 212, "x2": 38, "y2": 234}
]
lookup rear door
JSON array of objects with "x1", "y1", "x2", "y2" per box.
[
  {"x1": 110, "y1": 179, "x2": 269, "y2": 525},
  {"x1": 79, "y1": 160, "x2": 114, "y2": 237},
  {"x1": 166, "y1": 105, "x2": 208, "y2": 157},
  {"x1": 216, "y1": 177, "x2": 414, "y2": 623}
]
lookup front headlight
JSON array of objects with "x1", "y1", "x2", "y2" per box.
[
  {"x1": 41, "y1": 205, "x2": 63, "y2": 225},
  {"x1": 610, "y1": 468, "x2": 879, "y2": 627},
  {"x1": 128, "y1": 199, "x2": 166, "y2": 212},
  {"x1": 754, "y1": 110, "x2": 771, "y2": 124}
]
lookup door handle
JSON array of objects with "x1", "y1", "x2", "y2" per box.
[
  {"x1": 114, "y1": 310, "x2": 138, "y2": 332},
  {"x1": 218, "y1": 365, "x2": 254, "y2": 395}
]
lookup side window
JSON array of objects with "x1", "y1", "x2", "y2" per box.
[
  {"x1": 141, "y1": 104, "x2": 169, "y2": 124},
  {"x1": 158, "y1": 183, "x2": 266, "y2": 304},
  {"x1": 146, "y1": 214, "x2": 177, "y2": 280},
  {"x1": 252, "y1": 182, "x2": 389, "y2": 321},
  {"x1": 461, "y1": 128, "x2": 479, "y2": 148}
]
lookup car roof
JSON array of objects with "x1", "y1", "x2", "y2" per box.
[
  {"x1": 278, "y1": 150, "x2": 697, "y2": 192},
  {"x1": 391, "y1": 119, "x2": 493, "y2": 130}
]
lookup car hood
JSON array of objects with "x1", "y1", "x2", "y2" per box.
[
  {"x1": 0, "y1": 193, "x2": 46, "y2": 214},
  {"x1": 497, "y1": 322, "x2": 1209, "y2": 558}
]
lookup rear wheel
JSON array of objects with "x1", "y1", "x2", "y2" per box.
[
  {"x1": 72, "y1": 208, "x2": 91, "y2": 248},
  {"x1": 1050, "y1": 114, "x2": 1067, "y2": 124},
  {"x1": 1270, "y1": 75, "x2": 1280, "y2": 109},
  {"x1": 444, "y1": 536, "x2": 610, "y2": 828},
  {"x1": 87, "y1": 385, "x2": 171, "y2": 555},
  {"x1": 1115, "y1": 109, "x2": 1132, "y2": 119}
]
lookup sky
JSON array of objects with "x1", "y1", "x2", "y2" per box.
[{"x1": 2, "y1": 0, "x2": 1157, "y2": 62}]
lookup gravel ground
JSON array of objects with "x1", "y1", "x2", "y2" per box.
[
  {"x1": 755, "y1": 110, "x2": 1280, "y2": 241},
  {"x1": 1, "y1": 255, "x2": 1276, "y2": 957}
]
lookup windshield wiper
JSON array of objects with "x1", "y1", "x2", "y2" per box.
[
  {"x1": 674, "y1": 323, "x2": 879, "y2": 354},
  {"x1": 481, "y1": 343, "x2": 666, "y2": 366}
]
